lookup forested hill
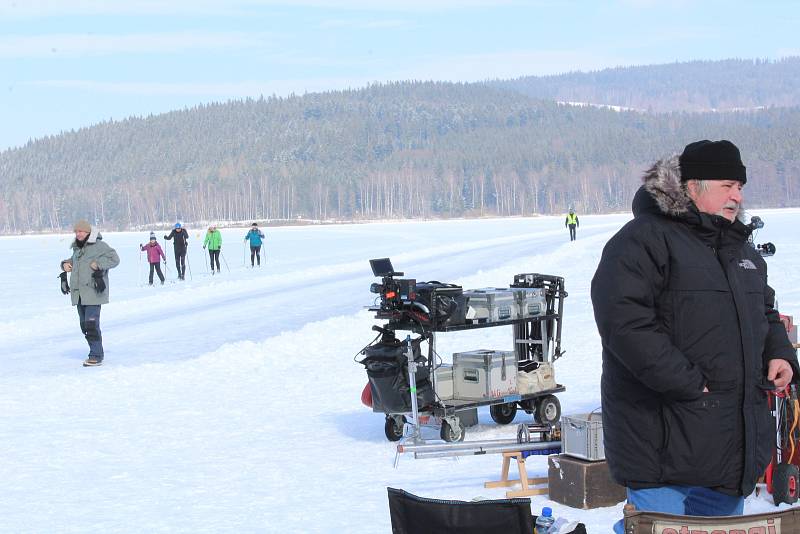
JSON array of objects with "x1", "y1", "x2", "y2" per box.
[
  {"x1": 492, "y1": 58, "x2": 800, "y2": 112},
  {"x1": 1, "y1": 58, "x2": 799, "y2": 233}
]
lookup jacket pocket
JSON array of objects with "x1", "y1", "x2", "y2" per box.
[{"x1": 661, "y1": 391, "x2": 742, "y2": 487}]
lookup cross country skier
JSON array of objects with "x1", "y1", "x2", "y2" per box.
[
  {"x1": 140, "y1": 232, "x2": 167, "y2": 285},
  {"x1": 164, "y1": 222, "x2": 189, "y2": 280},
  {"x1": 244, "y1": 222, "x2": 265, "y2": 267},
  {"x1": 203, "y1": 225, "x2": 222, "y2": 274}
]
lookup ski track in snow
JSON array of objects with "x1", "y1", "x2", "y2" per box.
[{"x1": 2, "y1": 210, "x2": 799, "y2": 532}]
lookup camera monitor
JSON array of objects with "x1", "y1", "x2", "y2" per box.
[{"x1": 370, "y1": 258, "x2": 396, "y2": 277}]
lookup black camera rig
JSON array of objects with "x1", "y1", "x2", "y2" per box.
[
  {"x1": 369, "y1": 258, "x2": 417, "y2": 317},
  {"x1": 746, "y1": 215, "x2": 776, "y2": 257},
  {"x1": 368, "y1": 258, "x2": 465, "y2": 328}
]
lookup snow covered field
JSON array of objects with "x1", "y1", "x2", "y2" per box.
[{"x1": 2, "y1": 210, "x2": 799, "y2": 532}]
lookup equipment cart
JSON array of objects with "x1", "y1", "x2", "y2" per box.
[{"x1": 359, "y1": 260, "x2": 568, "y2": 443}]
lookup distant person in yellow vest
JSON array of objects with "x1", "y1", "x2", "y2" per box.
[{"x1": 565, "y1": 208, "x2": 579, "y2": 241}]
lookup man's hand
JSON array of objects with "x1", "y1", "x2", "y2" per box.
[
  {"x1": 62, "y1": 261, "x2": 72, "y2": 272},
  {"x1": 768, "y1": 359, "x2": 794, "y2": 389},
  {"x1": 89, "y1": 260, "x2": 99, "y2": 271}
]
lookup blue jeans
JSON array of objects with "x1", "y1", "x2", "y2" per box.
[
  {"x1": 613, "y1": 486, "x2": 744, "y2": 534},
  {"x1": 77, "y1": 302, "x2": 103, "y2": 360}
]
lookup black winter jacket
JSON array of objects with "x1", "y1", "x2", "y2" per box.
[
  {"x1": 591, "y1": 156, "x2": 797, "y2": 496},
  {"x1": 164, "y1": 229, "x2": 189, "y2": 252}
]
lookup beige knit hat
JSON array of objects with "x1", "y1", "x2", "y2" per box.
[{"x1": 74, "y1": 219, "x2": 92, "y2": 233}]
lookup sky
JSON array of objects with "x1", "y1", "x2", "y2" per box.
[{"x1": 1, "y1": 0, "x2": 799, "y2": 152}]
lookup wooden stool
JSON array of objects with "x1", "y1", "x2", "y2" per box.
[{"x1": 484, "y1": 451, "x2": 548, "y2": 498}]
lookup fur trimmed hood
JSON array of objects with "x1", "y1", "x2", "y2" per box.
[
  {"x1": 640, "y1": 154, "x2": 693, "y2": 217},
  {"x1": 70, "y1": 228, "x2": 103, "y2": 248}
]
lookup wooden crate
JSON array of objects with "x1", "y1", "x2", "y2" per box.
[{"x1": 547, "y1": 454, "x2": 626, "y2": 509}]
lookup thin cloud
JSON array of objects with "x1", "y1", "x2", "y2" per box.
[
  {"x1": 319, "y1": 18, "x2": 412, "y2": 30},
  {"x1": 389, "y1": 50, "x2": 631, "y2": 81},
  {"x1": 26, "y1": 78, "x2": 374, "y2": 98},
  {"x1": 0, "y1": 0, "x2": 529, "y2": 18},
  {"x1": 0, "y1": 32, "x2": 270, "y2": 58}
]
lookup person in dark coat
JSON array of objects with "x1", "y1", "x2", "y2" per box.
[
  {"x1": 164, "y1": 223, "x2": 189, "y2": 280},
  {"x1": 591, "y1": 140, "x2": 798, "y2": 529}
]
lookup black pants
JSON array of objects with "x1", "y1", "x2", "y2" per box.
[
  {"x1": 568, "y1": 224, "x2": 577, "y2": 241},
  {"x1": 174, "y1": 249, "x2": 186, "y2": 278},
  {"x1": 149, "y1": 262, "x2": 165, "y2": 284},
  {"x1": 250, "y1": 245, "x2": 262, "y2": 266},
  {"x1": 77, "y1": 300, "x2": 103, "y2": 360},
  {"x1": 209, "y1": 249, "x2": 221, "y2": 272}
]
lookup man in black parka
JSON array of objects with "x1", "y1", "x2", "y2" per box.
[{"x1": 591, "y1": 140, "x2": 797, "y2": 527}]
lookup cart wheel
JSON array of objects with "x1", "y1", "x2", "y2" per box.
[
  {"x1": 441, "y1": 418, "x2": 465, "y2": 442},
  {"x1": 384, "y1": 415, "x2": 406, "y2": 442},
  {"x1": 773, "y1": 462, "x2": 800, "y2": 505},
  {"x1": 534, "y1": 395, "x2": 561, "y2": 425},
  {"x1": 490, "y1": 402, "x2": 518, "y2": 425},
  {"x1": 520, "y1": 399, "x2": 536, "y2": 414}
]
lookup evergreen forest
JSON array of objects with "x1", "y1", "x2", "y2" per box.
[{"x1": 1, "y1": 58, "x2": 799, "y2": 233}]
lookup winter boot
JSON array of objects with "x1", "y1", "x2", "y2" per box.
[{"x1": 83, "y1": 357, "x2": 103, "y2": 367}]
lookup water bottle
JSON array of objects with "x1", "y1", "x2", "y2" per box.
[{"x1": 535, "y1": 506, "x2": 555, "y2": 534}]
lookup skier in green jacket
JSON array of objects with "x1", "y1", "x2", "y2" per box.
[
  {"x1": 203, "y1": 225, "x2": 223, "y2": 274},
  {"x1": 60, "y1": 219, "x2": 120, "y2": 367}
]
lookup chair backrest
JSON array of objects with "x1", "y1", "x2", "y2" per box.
[{"x1": 387, "y1": 487, "x2": 534, "y2": 534}]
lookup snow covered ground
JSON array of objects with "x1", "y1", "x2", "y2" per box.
[{"x1": 2, "y1": 210, "x2": 799, "y2": 532}]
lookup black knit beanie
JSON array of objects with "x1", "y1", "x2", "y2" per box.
[{"x1": 678, "y1": 140, "x2": 747, "y2": 183}]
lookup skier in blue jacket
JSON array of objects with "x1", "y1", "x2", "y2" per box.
[{"x1": 244, "y1": 223, "x2": 265, "y2": 267}]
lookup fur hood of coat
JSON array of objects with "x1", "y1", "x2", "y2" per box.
[{"x1": 70, "y1": 228, "x2": 103, "y2": 248}]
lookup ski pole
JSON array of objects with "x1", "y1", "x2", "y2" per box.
[
  {"x1": 221, "y1": 251, "x2": 231, "y2": 273},
  {"x1": 186, "y1": 251, "x2": 193, "y2": 280},
  {"x1": 163, "y1": 242, "x2": 169, "y2": 275},
  {"x1": 138, "y1": 248, "x2": 143, "y2": 286}
]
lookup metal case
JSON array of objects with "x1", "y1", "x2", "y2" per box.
[
  {"x1": 514, "y1": 287, "x2": 547, "y2": 318},
  {"x1": 464, "y1": 288, "x2": 517, "y2": 324},
  {"x1": 453, "y1": 349, "x2": 517, "y2": 400},
  {"x1": 434, "y1": 364, "x2": 454, "y2": 400},
  {"x1": 562, "y1": 412, "x2": 605, "y2": 461}
]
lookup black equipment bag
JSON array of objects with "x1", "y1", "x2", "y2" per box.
[
  {"x1": 360, "y1": 336, "x2": 434, "y2": 414},
  {"x1": 387, "y1": 487, "x2": 534, "y2": 534},
  {"x1": 414, "y1": 282, "x2": 466, "y2": 327}
]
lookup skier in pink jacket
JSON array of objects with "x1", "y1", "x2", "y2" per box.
[{"x1": 140, "y1": 232, "x2": 167, "y2": 285}]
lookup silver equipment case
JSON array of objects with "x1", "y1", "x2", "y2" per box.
[
  {"x1": 453, "y1": 349, "x2": 517, "y2": 400},
  {"x1": 464, "y1": 288, "x2": 517, "y2": 324}
]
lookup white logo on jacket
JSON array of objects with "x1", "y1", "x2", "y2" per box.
[{"x1": 738, "y1": 259, "x2": 757, "y2": 270}]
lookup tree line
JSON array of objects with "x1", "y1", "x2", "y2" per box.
[{"x1": 1, "y1": 58, "x2": 799, "y2": 233}]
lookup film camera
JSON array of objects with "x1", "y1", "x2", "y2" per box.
[
  {"x1": 368, "y1": 258, "x2": 466, "y2": 326},
  {"x1": 746, "y1": 215, "x2": 776, "y2": 257},
  {"x1": 369, "y1": 258, "x2": 417, "y2": 316}
]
